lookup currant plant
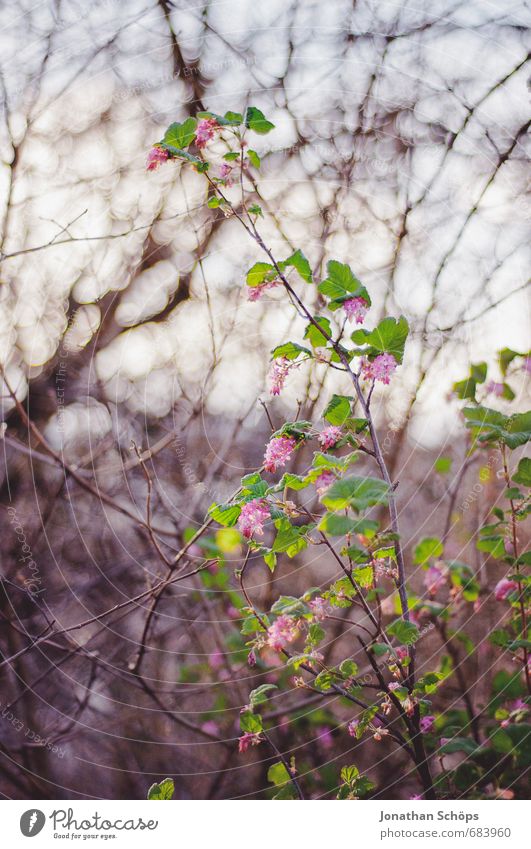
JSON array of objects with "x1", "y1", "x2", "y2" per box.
[{"x1": 146, "y1": 109, "x2": 530, "y2": 800}]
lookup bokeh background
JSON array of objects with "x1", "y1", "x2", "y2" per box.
[{"x1": 0, "y1": 0, "x2": 529, "y2": 799}]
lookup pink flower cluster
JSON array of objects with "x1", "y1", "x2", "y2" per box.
[
  {"x1": 420, "y1": 715, "x2": 435, "y2": 733},
  {"x1": 269, "y1": 357, "x2": 290, "y2": 395},
  {"x1": 343, "y1": 297, "x2": 368, "y2": 324},
  {"x1": 424, "y1": 563, "x2": 447, "y2": 596},
  {"x1": 263, "y1": 435, "x2": 296, "y2": 472},
  {"x1": 267, "y1": 615, "x2": 299, "y2": 651},
  {"x1": 146, "y1": 147, "x2": 169, "y2": 171},
  {"x1": 309, "y1": 596, "x2": 329, "y2": 621},
  {"x1": 314, "y1": 470, "x2": 336, "y2": 495},
  {"x1": 361, "y1": 353, "x2": 397, "y2": 384},
  {"x1": 238, "y1": 732, "x2": 262, "y2": 753},
  {"x1": 318, "y1": 426, "x2": 343, "y2": 449},
  {"x1": 494, "y1": 577, "x2": 518, "y2": 601},
  {"x1": 218, "y1": 162, "x2": 233, "y2": 182},
  {"x1": 237, "y1": 499, "x2": 270, "y2": 539},
  {"x1": 195, "y1": 117, "x2": 219, "y2": 149},
  {"x1": 347, "y1": 719, "x2": 359, "y2": 737},
  {"x1": 247, "y1": 280, "x2": 280, "y2": 302},
  {"x1": 486, "y1": 380, "x2": 504, "y2": 397}
]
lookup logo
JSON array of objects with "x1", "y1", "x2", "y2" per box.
[{"x1": 20, "y1": 810, "x2": 46, "y2": 837}]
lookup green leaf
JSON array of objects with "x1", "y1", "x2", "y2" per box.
[
  {"x1": 321, "y1": 476, "x2": 389, "y2": 512},
  {"x1": 339, "y1": 659, "x2": 359, "y2": 677},
  {"x1": 271, "y1": 341, "x2": 311, "y2": 361},
  {"x1": 314, "y1": 670, "x2": 334, "y2": 690},
  {"x1": 435, "y1": 457, "x2": 452, "y2": 474},
  {"x1": 249, "y1": 684, "x2": 278, "y2": 708},
  {"x1": 271, "y1": 522, "x2": 310, "y2": 557},
  {"x1": 208, "y1": 502, "x2": 241, "y2": 527},
  {"x1": 163, "y1": 118, "x2": 197, "y2": 149},
  {"x1": 463, "y1": 407, "x2": 531, "y2": 449},
  {"x1": 245, "y1": 106, "x2": 275, "y2": 134},
  {"x1": 352, "y1": 565, "x2": 373, "y2": 587},
  {"x1": 197, "y1": 110, "x2": 241, "y2": 126},
  {"x1": 351, "y1": 316, "x2": 409, "y2": 364},
  {"x1": 513, "y1": 458, "x2": 531, "y2": 487},
  {"x1": 499, "y1": 347, "x2": 521, "y2": 375},
  {"x1": 279, "y1": 249, "x2": 313, "y2": 283},
  {"x1": 147, "y1": 778, "x2": 175, "y2": 800},
  {"x1": 240, "y1": 711, "x2": 263, "y2": 733},
  {"x1": 223, "y1": 151, "x2": 240, "y2": 161},
  {"x1": 271, "y1": 596, "x2": 309, "y2": 616},
  {"x1": 318, "y1": 513, "x2": 363, "y2": 536},
  {"x1": 247, "y1": 149, "x2": 261, "y2": 168},
  {"x1": 304, "y1": 316, "x2": 331, "y2": 348},
  {"x1": 318, "y1": 260, "x2": 370, "y2": 307},
  {"x1": 387, "y1": 619, "x2": 420, "y2": 645},
  {"x1": 323, "y1": 394, "x2": 353, "y2": 426},
  {"x1": 414, "y1": 536, "x2": 443, "y2": 565},
  {"x1": 453, "y1": 378, "x2": 478, "y2": 401},
  {"x1": 207, "y1": 196, "x2": 221, "y2": 208},
  {"x1": 248, "y1": 203, "x2": 263, "y2": 217},
  {"x1": 267, "y1": 761, "x2": 291, "y2": 786},
  {"x1": 160, "y1": 143, "x2": 205, "y2": 167},
  {"x1": 223, "y1": 111, "x2": 243, "y2": 125},
  {"x1": 439, "y1": 737, "x2": 478, "y2": 756},
  {"x1": 246, "y1": 262, "x2": 275, "y2": 287}
]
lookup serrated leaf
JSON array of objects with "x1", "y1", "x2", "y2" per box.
[
  {"x1": 318, "y1": 260, "x2": 369, "y2": 306},
  {"x1": 414, "y1": 536, "x2": 443, "y2": 565},
  {"x1": 147, "y1": 778, "x2": 175, "y2": 800},
  {"x1": 267, "y1": 761, "x2": 291, "y2": 786},
  {"x1": 321, "y1": 476, "x2": 389, "y2": 512},
  {"x1": 163, "y1": 118, "x2": 197, "y2": 149},
  {"x1": 351, "y1": 316, "x2": 409, "y2": 364},
  {"x1": 387, "y1": 619, "x2": 420, "y2": 645},
  {"x1": 245, "y1": 106, "x2": 275, "y2": 134},
  {"x1": 208, "y1": 502, "x2": 241, "y2": 527},
  {"x1": 513, "y1": 458, "x2": 531, "y2": 487},
  {"x1": 271, "y1": 341, "x2": 311, "y2": 361},
  {"x1": 304, "y1": 316, "x2": 331, "y2": 348},
  {"x1": 279, "y1": 249, "x2": 313, "y2": 283},
  {"x1": 323, "y1": 394, "x2": 353, "y2": 426},
  {"x1": 249, "y1": 683, "x2": 278, "y2": 707},
  {"x1": 246, "y1": 261, "x2": 275, "y2": 287}
]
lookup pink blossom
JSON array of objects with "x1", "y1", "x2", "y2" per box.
[
  {"x1": 218, "y1": 162, "x2": 233, "y2": 183},
  {"x1": 309, "y1": 596, "x2": 328, "y2": 621},
  {"x1": 209, "y1": 650, "x2": 223, "y2": 670},
  {"x1": 247, "y1": 649, "x2": 257, "y2": 667},
  {"x1": 347, "y1": 719, "x2": 359, "y2": 737},
  {"x1": 500, "y1": 718, "x2": 510, "y2": 728},
  {"x1": 361, "y1": 353, "x2": 397, "y2": 385},
  {"x1": 424, "y1": 563, "x2": 447, "y2": 596},
  {"x1": 494, "y1": 577, "x2": 518, "y2": 601},
  {"x1": 388, "y1": 682, "x2": 400, "y2": 692},
  {"x1": 238, "y1": 732, "x2": 262, "y2": 753},
  {"x1": 512, "y1": 698, "x2": 528, "y2": 712},
  {"x1": 269, "y1": 357, "x2": 290, "y2": 395},
  {"x1": 316, "y1": 726, "x2": 334, "y2": 750},
  {"x1": 486, "y1": 380, "x2": 504, "y2": 397},
  {"x1": 318, "y1": 426, "x2": 343, "y2": 450},
  {"x1": 410, "y1": 794, "x2": 422, "y2": 800},
  {"x1": 237, "y1": 499, "x2": 270, "y2": 539},
  {"x1": 314, "y1": 470, "x2": 336, "y2": 495},
  {"x1": 343, "y1": 297, "x2": 368, "y2": 324},
  {"x1": 247, "y1": 280, "x2": 280, "y2": 301},
  {"x1": 267, "y1": 615, "x2": 299, "y2": 651},
  {"x1": 420, "y1": 715, "x2": 435, "y2": 733},
  {"x1": 201, "y1": 720, "x2": 220, "y2": 736},
  {"x1": 523, "y1": 357, "x2": 531, "y2": 374},
  {"x1": 395, "y1": 646, "x2": 409, "y2": 662},
  {"x1": 263, "y1": 435, "x2": 296, "y2": 473},
  {"x1": 195, "y1": 117, "x2": 219, "y2": 149},
  {"x1": 146, "y1": 147, "x2": 169, "y2": 171}
]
